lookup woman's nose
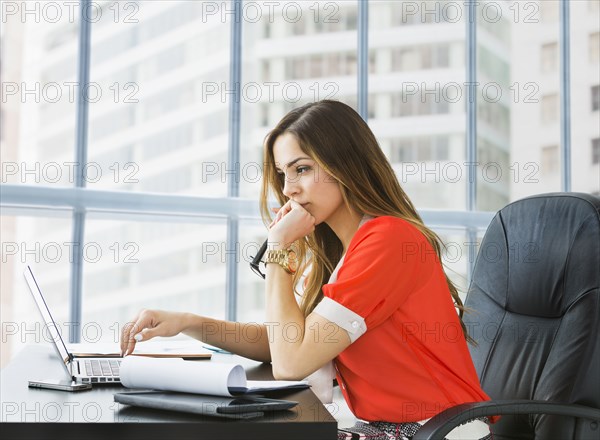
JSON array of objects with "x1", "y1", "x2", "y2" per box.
[{"x1": 282, "y1": 175, "x2": 299, "y2": 198}]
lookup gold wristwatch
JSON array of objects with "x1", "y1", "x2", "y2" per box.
[{"x1": 264, "y1": 249, "x2": 298, "y2": 274}]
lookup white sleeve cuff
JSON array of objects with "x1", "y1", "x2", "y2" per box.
[{"x1": 312, "y1": 297, "x2": 367, "y2": 343}]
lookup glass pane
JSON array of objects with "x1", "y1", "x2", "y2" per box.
[
  {"x1": 0, "y1": 211, "x2": 72, "y2": 366},
  {"x1": 439, "y1": 226, "x2": 489, "y2": 323},
  {"x1": 477, "y1": 0, "x2": 562, "y2": 210},
  {"x1": 474, "y1": 0, "x2": 513, "y2": 210},
  {"x1": 369, "y1": 0, "x2": 466, "y2": 210},
  {"x1": 436, "y1": 229, "x2": 470, "y2": 300},
  {"x1": 80, "y1": 215, "x2": 227, "y2": 344},
  {"x1": 0, "y1": 1, "x2": 78, "y2": 186},
  {"x1": 236, "y1": 219, "x2": 269, "y2": 324},
  {"x1": 571, "y1": 1, "x2": 600, "y2": 195},
  {"x1": 86, "y1": 1, "x2": 230, "y2": 195},
  {"x1": 239, "y1": 1, "x2": 358, "y2": 199}
]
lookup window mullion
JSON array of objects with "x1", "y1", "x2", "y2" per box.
[
  {"x1": 560, "y1": 0, "x2": 572, "y2": 191},
  {"x1": 68, "y1": 0, "x2": 92, "y2": 343},
  {"x1": 226, "y1": 0, "x2": 243, "y2": 322},
  {"x1": 357, "y1": 0, "x2": 369, "y2": 121},
  {"x1": 465, "y1": 0, "x2": 478, "y2": 283}
]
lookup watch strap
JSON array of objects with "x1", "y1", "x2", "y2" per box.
[{"x1": 264, "y1": 249, "x2": 295, "y2": 274}]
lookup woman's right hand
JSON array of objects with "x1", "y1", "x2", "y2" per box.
[{"x1": 120, "y1": 309, "x2": 189, "y2": 356}]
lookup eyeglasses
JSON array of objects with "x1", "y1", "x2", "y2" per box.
[{"x1": 250, "y1": 239, "x2": 268, "y2": 279}]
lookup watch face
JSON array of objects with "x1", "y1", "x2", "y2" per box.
[{"x1": 287, "y1": 250, "x2": 298, "y2": 272}]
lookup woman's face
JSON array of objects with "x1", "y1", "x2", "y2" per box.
[{"x1": 272, "y1": 132, "x2": 345, "y2": 226}]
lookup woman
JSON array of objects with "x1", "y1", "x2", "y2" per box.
[{"x1": 121, "y1": 100, "x2": 493, "y2": 439}]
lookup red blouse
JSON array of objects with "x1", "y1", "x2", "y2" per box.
[{"x1": 315, "y1": 216, "x2": 492, "y2": 422}]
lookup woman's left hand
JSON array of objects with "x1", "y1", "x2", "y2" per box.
[{"x1": 268, "y1": 200, "x2": 315, "y2": 248}]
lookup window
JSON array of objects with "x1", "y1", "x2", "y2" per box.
[
  {"x1": 389, "y1": 136, "x2": 450, "y2": 163},
  {"x1": 479, "y1": 45, "x2": 510, "y2": 86},
  {"x1": 479, "y1": 100, "x2": 510, "y2": 134},
  {"x1": 391, "y1": 44, "x2": 451, "y2": 72},
  {"x1": 436, "y1": 44, "x2": 450, "y2": 68},
  {"x1": 540, "y1": 1, "x2": 559, "y2": 22},
  {"x1": 1, "y1": 6, "x2": 78, "y2": 187},
  {"x1": 541, "y1": 94, "x2": 559, "y2": 124},
  {"x1": 541, "y1": 42, "x2": 558, "y2": 73},
  {"x1": 391, "y1": 91, "x2": 450, "y2": 117},
  {"x1": 592, "y1": 85, "x2": 600, "y2": 112},
  {"x1": 1, "y1": 0, "x2": 595, "y2": 366},
  {"x1": 478, "y1": 6, "x2": 510, "y2": 44},
  {"x1": 87, "y1": 2, "x2": 230, "y2": 195},
  {"x1": 291, "y1": 17, "x2": 307, "y2": 36},
  {"x1": 591, "y1": 33, "x2": 600, "y2": 64},
  {"x1": 393, "y1": 48, "x2": 418, "y2": 71},
  {"x1": 593, "y1": 138, "x2": 600, "y2": 165},
  {"x1": 541, "y1": 145, "x2": 559, "y2": 175},
  {"x1": 368, "y1": 94, "x2": 377, "y2": 119}
]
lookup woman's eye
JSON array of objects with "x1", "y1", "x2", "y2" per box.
[{"x1": 296, "y1": 166, "x2": 310, "y2": 174}]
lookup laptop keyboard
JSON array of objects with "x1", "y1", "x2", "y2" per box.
[{"x1": 84, "y1": 359, "x2": 121, "y2": 377}]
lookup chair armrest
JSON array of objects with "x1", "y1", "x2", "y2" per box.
[{"x1": 412, "y1": 400, "x2": 600, "y2": 440}]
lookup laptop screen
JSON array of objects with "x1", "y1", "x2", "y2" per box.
[{"x1": 23, "y1": 266, "x2": 73, "y2": 378}]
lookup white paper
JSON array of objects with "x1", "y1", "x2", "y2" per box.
[
  {"x1": 119, "y1": 356, "x2": 309, "y2": 397},
  {"x1": 245, "y1": 380, "x2": 309, "y2": 392},
  {"x1": 120, "y1": 356, "x2": 246, "y2": 397}
]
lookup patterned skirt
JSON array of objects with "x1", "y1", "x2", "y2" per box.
[{"x1": 338, "y1": 418, "x2": 492, "y2": 440}]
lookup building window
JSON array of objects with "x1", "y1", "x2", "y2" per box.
[
  {"x1": 261, "y1": 61, "x2": 270, "y2": 82},
  {"x1": 436, "y1": 44, "x2": 450, "y2": 68},
  {"x1": 541, "y1": 145, "x2": 559, "y2": 175},
  {"x1": 368, "y1": 93, "x2": 377, "y2": 119},
  {"x1": 291, "y1": 17, "x2": 307, "y2": 36},
  {"x1": 396, "y1": 48, "x2": 420, "y2": 71},
  {"x1": 285, "y1": 53, "x2": 361, "y2": 79},
  {"x1": 389, "y1": 136, "x2": 450, "y2": 163},
  {"x1": 541, "y1": 42, "x2": 558, "y2": 73},
  {"x1": 369, "y1": 52, "x2": 377, "y2": 74},
  {"x1": 592, "y1": 85, "x2": 600, "y2": 112},
  {"x1": 391, "y1": 44, "x2": 451, "y2": 72},
  {"x1": 346, "y1": 8, "x2": 358, "y2": 30},
  {"x1": 591, "y1": 33, "x2": 600, "y2": 64},
  {"x1": 593, "y1": 138, "x2": 600, "y2": 165},
  {"x1": 326, "y1": 53, "x2": 342, "y2": 76},
  {"x1": 540, "y1": 1, "x2": 559, "y2": 22},
  {"x1": 541, "y1": 94, "x2": 559, "y2": 124},
  {"x1": 391, "y1": 91, "x2": 450, "y2": 117},
  {"x1": 309, "y1": 55, "x2": 323, "y2": 77}
]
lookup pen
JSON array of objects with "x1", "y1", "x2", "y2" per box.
[{"x1": 202, "y1": 345, "x2": 233, "y2": 355}]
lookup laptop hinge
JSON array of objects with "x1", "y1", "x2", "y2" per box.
[{"x1": 68, "y1": 356, "x2": 79, "y2": 377}]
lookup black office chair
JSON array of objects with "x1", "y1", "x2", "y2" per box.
[{"x1": 414, "y1": 193, "x2": 600, "y2": 440}]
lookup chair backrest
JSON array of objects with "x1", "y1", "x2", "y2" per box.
[{"x1": 464, "y1": 192, "x2": 600, "y2": 439}]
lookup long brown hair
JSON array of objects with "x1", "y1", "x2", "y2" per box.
[{"x1": 259, "y1": 100, "x2": 473, "y2": 343}]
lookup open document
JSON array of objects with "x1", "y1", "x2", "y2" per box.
[{"x1": 119, "y1": 356, "x2": 309, "y2": 397}]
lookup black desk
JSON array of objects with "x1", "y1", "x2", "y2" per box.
[{"x1": 1, "y1": 345, "x2": 337, "y2": 440}]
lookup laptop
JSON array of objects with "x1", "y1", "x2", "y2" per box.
[{"x1": 23, "y1": 266, "x2": 122, "y2": 384}]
